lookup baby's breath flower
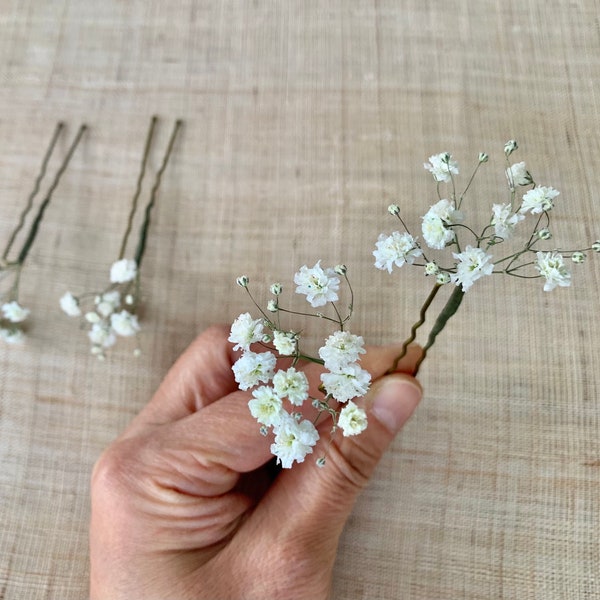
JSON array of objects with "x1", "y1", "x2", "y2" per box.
[
  {"x1": 421, "y1": 199, "x2": 461, "y2": 250},
  {"x1": 270, "y1": 414, "x2": 319, "y2": 469},
  {"x1": 504, "y1": 139, "x2": 518, "y2": 156},
  {"x1": 85, "y1": 312, "x2": 101, "y2": 324},
  {"x1": 491, "y1": 203, "x2": 525, "y2": 240},
  {"x1": 506, "y1": 162, "x2": 532, "y2": 187},
  {"x1": 334, "y1": 264, "x2": 347, "y2": 275},
  {"x1": 337, "y1": 401, "x2": 368, "y2": 437},
  {"x1": 373, "y1": 231, "x2": 422, "y2": 273},
  {"x1": 451, "y1": 246, "x2": 494, "y2": 292},
  {"x1": 59, "y1": 292, "x2": 81, "y2": 317},
  {"x1": 228, "y1": 312, "x2": 264, "y2": 351},
  {"x1": 537, "y1": 228, "x2": 552, "y2": 240},
  {"x1": 424, "y1": 262, "x2": 439, "y2": 276},
  {"x1": 436, "y1": 272, "x2": 451, "y2": 285},
  {"x1": 267, "y1": 299, "x2": 278, "y2": 312},
  {"x1": 270, "y1": 283, "x2": 282, "y2": 295},
  {"x1": 272, "y1": 367, "x2": 309, "y2": 406},
  {"x1": 236, "y1": 275, "x2": 249, "y2": 287},
  {"x1": 424, "y1": 152, "x2": 459, "y2": 182},
  {"x1": 478, "y1": 152, "x2": 489, "y2": 163},
  {"x1": 125, "y1": 294, "x2": 134, "y2": 305},
  {"x1": 294, "y1": 261, "x2": 340, "y2": 308},
  {"x1": 388, "y1": 204, "x2": 400, "y2": 216},
  {"x1": 272, "y1": 330, "x2": 297, "y2": 355},
  {"x1": 110, "y1": 310, "x2": 141, "y2": 337},
  {"x1": 109, "y1": 259, "x2": 138, "y2": 284},
  {"x1": 248, "y1": 386, "x2": 284, "y2": 427},
  {"x1": 1, "y1": 301, "x2": 30, "y2": 323},
  {"x1": 592, "y1": 241, "x2": 600, "y2": 253},
  {"x1": 88, "y1": 323, "x2": 116, "y2": 348},
  {"x1": 318, "y1": 330, "x2": 366, "y2": 371},
  {"x1": 320, "y1": 363, "x2": 371, "y2": 403},
  {"x1": 232, "y1": 351, "x2": 276, "y2": 391},
  {"x1": 0, "y1": 327, "x2": 24, "y2": 344},
  {"x1": 571, "y1": 252, "x2": 586, "y2": 264},
  {"x1": 535, "y1": 251, "x2": 571, "y2": 291},
  {"x1": 519, "y1": 186, "x2": 560, "y2": 215}
]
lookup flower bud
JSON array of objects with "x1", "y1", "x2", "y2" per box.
[
  {"x1": 388, "y1": 204, "x2": 400, "y2": 216},
  {"x1": 537, "y1": 228, "x2": 552, "y2": 240},
  {"x1": 316, "y1": 457, "x2": 326, "y2": 468},
  {"x1": 571, "y1": 251, "x2": 586, "y2": 264},
  {"x1": 125, "y1": 294, "x2": 134, "y2": 305},
  {"x1": 424, "y1": 262, "x2": 439, "y2": 276},
  {"x1": 504, "y1": 139, "x2": 518, "y2": 156},
  {"x1": 436, "y1": 272, "x2": 451, "y2": 285},
  {"x1": 262, "y1": 334, "x2": 272, "y2": 343},
  {"x1": 267, "y1": 299, "x2": 278, "y2": 312},
  {"x1": 270, "y1": 283, "x2": 282, "y2": 295},
  {"x1": 592, "y1": 241, "x2": 600, "y2": 253},
  {"x1": 236, "y1": 275, "x2": 249, "y2": 287},
  {"x1": 334, "y1": 264, "x2": 347, "y2": 275},
  {"x1": 133, "y1": 348, "x2": 142, "y2": 357},
  {"x1": 259, "y1": 425, "x2": 269, "y2": 437},
  {"x1": 441, "y1": 152, "x2": 451, "y2": 163},
  {"x1": 478, "y1": 152, "x2": 489, "y2": 163}
]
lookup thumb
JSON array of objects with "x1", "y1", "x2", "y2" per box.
[{"x1": 267, "y1": 373, "x2": 422, "y2": 539}]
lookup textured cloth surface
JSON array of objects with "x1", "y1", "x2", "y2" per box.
[{"x1": 1, "y1": 2, "x2": 599, "y2": 599}]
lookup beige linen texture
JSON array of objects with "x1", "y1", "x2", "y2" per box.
[{"x1": 1, "y1": 2, "x2": 599, "y2": 599}]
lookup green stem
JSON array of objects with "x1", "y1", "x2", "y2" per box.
[
  {"x1": 17, "y1": 124, "x2": 87, "y2": 265},
  {"x1": 134, "y1": 119, "x2": 182, "y2": 268},
  {"x1": 413, "y1": 285, "x2": 465, "y2": 376},
  {"x1": 118, "y1": 116, "x2": 158, "y2": 260},
  {"x1": 386, "y1": 283, "x2": 441, "y2": 374},
  {"x1": 3, "y1": 122, "x2": 64, "y2": 261}
]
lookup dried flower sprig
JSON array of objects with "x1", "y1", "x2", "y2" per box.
[
  {"x1": 1, "y1": 123, "x2": 86, "y2": 343},
  {"x1": 60, "y1": 117, "x2": 182, "y2": 359},
  {"x1": 230, "y1": 263, "x2": 370, "y2": 468},
  {"x1": 375, "y1": 142, "x2": 599, "y2": 375}
]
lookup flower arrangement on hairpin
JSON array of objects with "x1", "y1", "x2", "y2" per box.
[
  {"x1": 0, "y1": 123, "x2": 86, "y2": 343},
  {"x1": 59, "y1": 117, "x2": 182, "y2": 359},
  {"x1": 229, "y1": 140, "x2": 598, "y2": 468}
]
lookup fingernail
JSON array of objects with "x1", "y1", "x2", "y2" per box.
[{"x1": 371, "y1": 377, "x2": 422, "y2": 434}]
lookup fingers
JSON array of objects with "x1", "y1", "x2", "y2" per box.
[
  {"x1": 250, "y1": 372, "x2": 422, "y2": 542},
  {"x1": 124, "y1": 325, "x2": 239, "y2": 435}
]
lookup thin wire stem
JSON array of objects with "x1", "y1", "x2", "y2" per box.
[
  {"x1": 134, "y1": 119, "x2": 182, "y2": 268},
  {"x1": 3, "y1": 122, "x2": 64, "y2": 260},
  {"x1": 118, "y1": 116, "x2": 158, "y2": 260},
  {"x1": 17, "y1": 124, "x2": 87, "y2": 265}
]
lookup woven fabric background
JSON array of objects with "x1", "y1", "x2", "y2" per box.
[{"x1": 1, "y1": 2, "x2": 599, "y2": 598}]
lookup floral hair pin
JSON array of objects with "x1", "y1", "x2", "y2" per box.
[
  {"x1": 1, "y1": 123, "x2": 86, "y2": 343},
  {"x1": 60, "y1": 117, "x2": 182, "y2": 359}
]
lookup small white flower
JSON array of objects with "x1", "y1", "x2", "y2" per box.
[
  {"x1": 236, "y1": 275, "x2": 249, "y2": 287},
  {"x1": 388, "y1": 204, "x2": 400, "y2": 216},
  {"x1": 232, "y1": 351, "x2": 277, "y2": 391},
  {"x1": 1, "y1": 301, "x2": 30, "y2": 323},
  {"x1": 267, "y1": 299, "x2": 278, "y2": 312},
  {"x1": 424, "y1": 262, "x2": 439, "y2": 276},
  {"x1": 537, "y1": 228, "x2": 552, "y2": 240},
  {"x1": 519, "y1": 186, "x2": 560, "y2": 214},
  {"x1": 424, "y1": 153, "x2": 459, "y2": 182},
  {"x1": 0, "y1": 327, "x2": 24, "y2": 344},
  {"x1": 270, "y1": 414, "x2": 319, "y2": 468},
  {"x1": 228, "y1": 312, "x2": 264, "y2": 351},
  {"x1": 506, "y1": 162, "x2": 532, "y2": 187},
  {"x1": 337, "y1": 401, "x2": 368, "y2": 437},
  {"x1": 421, "y1": 199, "x2": 461, "y2": 250},
  {"x1": 248, "y1": 386, "x2": 284, "y2": 427},
  {"x1": 273, "y1": 330, "x2": 297, "y2": 356},
  {"x1": 535, "y1": 251, "x2": 571, "y2": 291},
  {"x1": 110, "y1": 310, "x2": 141, "y2": 337},
  {"x1": 451, "y1": 246, "x2": 494, "y2": 291},
  {"x1": 272, "y1": 367, "x2": 309, "y2": 406},
  {"x1": 373, "y1": 231, "x2": 422, "y2": 273},
  {"x1": 320, "y1": 363, "x2": 371, "y2": 403},
  {"x1": 504, "y1": 140, "x2": 518, "y2": 156},
  {"x1": 491, "y1": 203, "x2": 525, "y2": 240},
  {"x1": 110, "y1": 259, "x2": 138, "y2": 284},
  {"x1": 436, "y1": 271, "x2": 451, "y2": 285},
  {"x1": 318, "y1": 330, "x2": 366, "y2": 371},
  {"x1": 59, "y1": 292, "x2": 81, "y2": 317},
  {"x1": 85, "y1": 312, "x2": 101, "y2": 324},
  {"x1": 270, "y1": 283, "x2": 282, "y2": 295},
  {"x1": 88, "y1": 323, "x2": 116, "y2": 348},
  {"x1": 294, "y1": 261, "x2": 340, "y2": 308},
  {"x1": 96, "y1": 290, "x2": 121, "y2": 318},
  {"x1": 571, "y1": 252, "x2": 586, "y2": 264}
]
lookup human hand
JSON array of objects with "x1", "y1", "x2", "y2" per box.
[{"x1": 90, "y1": 325, "x2": 422, "y2": 600}]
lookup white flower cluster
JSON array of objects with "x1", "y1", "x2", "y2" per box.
[
  {"x1": 230, "y1": 264, "x2": 370, "y2": 468},
  {"x1": 0, "y1": 299, "x2": 30, "y2": 343},
  {"x1": 374, "y1": 148, "x2": 598, "y2": 293},
  {"x1": 59, "y1": 258, "x2": 141, "y2": 359}
]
